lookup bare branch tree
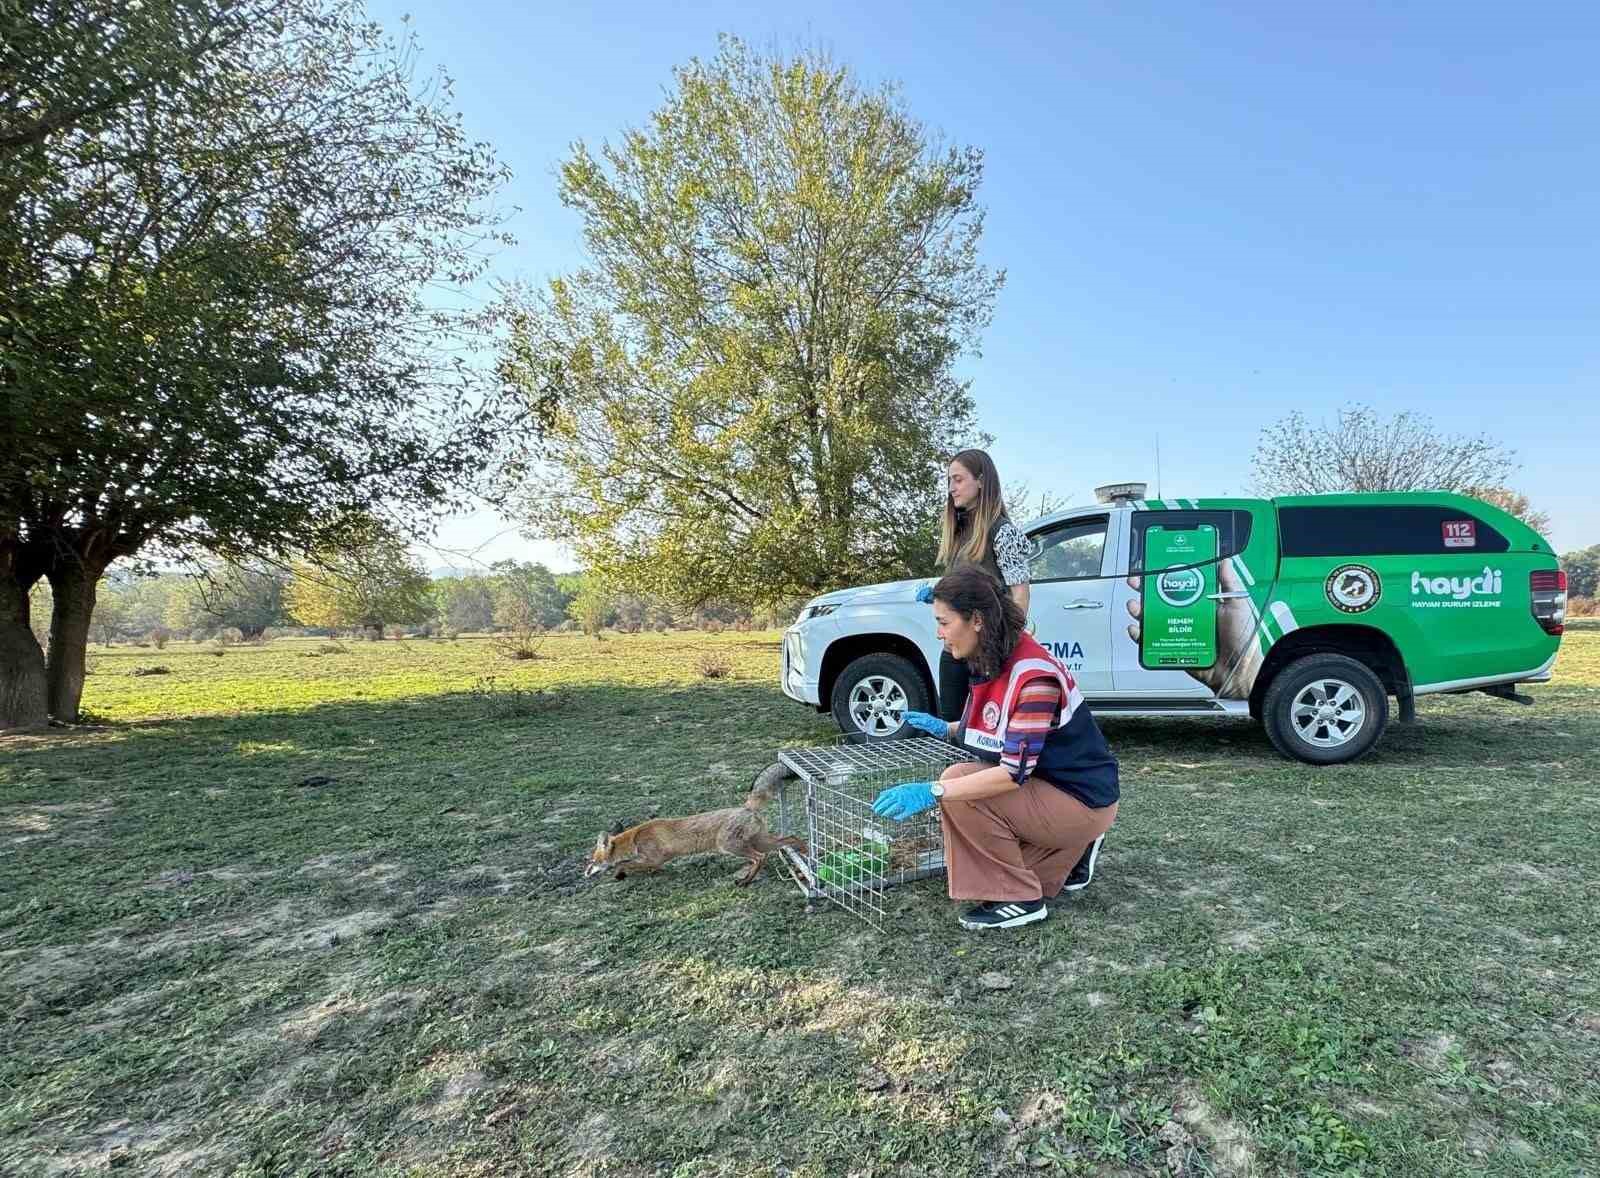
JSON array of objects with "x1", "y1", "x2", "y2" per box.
[{"x1": 1251, "y1": 407, "x2": 1520, "y2": 496}]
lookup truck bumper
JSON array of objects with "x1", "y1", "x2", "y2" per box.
[{"x1": 781, "y1": 626, "x2": 822, "y2": 707}]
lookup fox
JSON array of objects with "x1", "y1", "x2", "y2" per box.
[{"x1": 585, "y1": 762, "x2": 806, "y2": 886}]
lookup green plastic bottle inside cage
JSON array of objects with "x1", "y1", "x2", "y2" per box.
[{"x1": 815, "y1": 840, "x2": 890, "y2": 885}]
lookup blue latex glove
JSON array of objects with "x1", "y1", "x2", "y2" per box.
[
  {"x1": 914, "y1": 582, "x2": 935, "y2": 604},
  {"x1": 899, "y1": 710, "x2": 948, "y2": 738},
  {"x1": 872, "y1": 781, "x2": 938, "y2": 821}
]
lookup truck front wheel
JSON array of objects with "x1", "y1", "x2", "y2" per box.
[
  {"x1": 1261, "y1": 653, "x2": 1389, "y2": 765},
  {"x1": 829, "y1": 653, "x2": 931, "y2": 739}
]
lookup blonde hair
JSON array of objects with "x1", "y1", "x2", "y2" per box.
[{"x1": 937, "y1": 449, "x2": 1007, "y2": 569}]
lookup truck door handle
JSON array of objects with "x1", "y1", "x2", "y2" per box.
[{"x1": 1061, "y1": 600, "x2": 1104, "y2": 610}]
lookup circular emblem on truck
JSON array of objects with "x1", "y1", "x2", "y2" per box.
[
  {"x1": 1155, "y1": 566, "x2": 1206, "y2": 608},
  {"x1": 1326, "y1": 564, "x2": 1381, "y2": 613}
]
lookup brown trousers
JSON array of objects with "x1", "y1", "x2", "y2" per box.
[{"x1": 940, "y1": 778, "x2": 1117, "y2": 902}]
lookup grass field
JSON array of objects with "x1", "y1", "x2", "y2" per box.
[{"x1": 3, "y1": 625, "x2": 1598, "y2": 1177}]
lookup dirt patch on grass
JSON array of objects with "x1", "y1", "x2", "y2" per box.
[
  {"x1": 250, "y1": 909, "x2": 393, "y2": 955},
  {"x1": 1, "y1": 799, "x2": 115, "y2": 841},
  {"x1": 33, "y1": 1117, "x2": 208, "y2": 1178},
  {"x1": 444, "y1": 864, "x2": 528, "y2": 896},
  {"x1": 278, "y1": 986, "x2": 427, "y2": 1044},
  {"x1": 569, "y1": 1111, "x2": 617, "y2": 1164},
  {"x1": 1398, "y1": 1031, "x2": 1457, "y2": 1072},
  {"x1": 1176, "y1": 1082, "x2": 1259, "y2": 1175},
  {"x1": 0, "y1": 900, "x2": 391, "y2": 988}
]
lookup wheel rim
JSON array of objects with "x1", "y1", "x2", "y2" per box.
[
  {"x1": 1289, "y1": 678, "x2": 1367, "y2": 748},
  {"x1": 848, "y1": 675, "x2": 910, "y2": 737}
]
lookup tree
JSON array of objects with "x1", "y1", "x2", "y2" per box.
[
  {"x1": 569, "y1": 584, "x2": 613, "y2": 638},
  {"x1": 89, "y1": 586, "x2": 128, "y2": 646},
  {"x1": 1, "y1": 0, "x2": 536, "y2": 729},
  {"x1": 169, "y1": 561, "x2": 289, "y2": 638},
  {"x1": 498, "y1": 37, "x2": 1001, "y2": 609},
  {"x1": 1251, "y1": 407, "x2": 1522, "y2": 497},
  {"x1": 436, "y1": 575, "x2": 496, "y2": 633},
  {"x1": 1563, "y1": 545, "x2": 1600, "y2": 599},
  {"x1": 491, "y1": 560, "x2": 571, "y2": 631},
  {"x1": 285, "y1": 526, "x2": 434, "y2": 638}
]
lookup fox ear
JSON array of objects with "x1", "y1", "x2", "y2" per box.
[
  {"x1": 608, "y1": 818, "x2": 627, "y2": 836},
  {"x1": 595, "y1": 832, "x2": 612, "y2": 854}
]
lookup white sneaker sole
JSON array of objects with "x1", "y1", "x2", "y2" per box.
[
  {"x1": 1060, "y1": 836, "x2": 1103, "y2": 893},
  {"x1": 959, "y1": 903, "x2": 1048, "y2": 931}
]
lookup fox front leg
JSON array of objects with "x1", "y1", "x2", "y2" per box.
[{"x1": 733, "y1": 854, "x2": 766, "y2": 886}]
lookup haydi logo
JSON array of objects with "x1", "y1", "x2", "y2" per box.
[{"x1": 1410, "y1": 567, "x2": 1503, "y2": 608}]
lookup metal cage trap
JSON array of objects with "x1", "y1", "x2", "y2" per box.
[{"x1": 771, "y1": 736, "x2": 966, "y2": 928}]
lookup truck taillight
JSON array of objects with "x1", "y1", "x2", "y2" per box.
[{"x1": 1530, "y1": 570, "x2": 1567, "y2": 636}]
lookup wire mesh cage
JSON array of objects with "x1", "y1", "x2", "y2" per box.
[{"x1": 771, "y1": 736, "x2": 966, "y2": 928}]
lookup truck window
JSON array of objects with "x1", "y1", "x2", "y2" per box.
[
  {"x1": 1129, "y1": 510, "x2": 1252, "y2": 573},
  {"x1": 1278, "y1": 505, "x2": 1510, "y2": 557},
  {"x1": 1029, "y1": 516, "x2": 1109, "y2": 581}
]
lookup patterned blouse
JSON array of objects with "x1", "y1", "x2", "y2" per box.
[{"x1": 992, "y1": 520, "x2": 1032, "y2": 587}]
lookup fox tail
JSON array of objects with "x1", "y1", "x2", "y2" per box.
[{"x1": 744, "y1": 760, "x2": 796, "y2": 809}]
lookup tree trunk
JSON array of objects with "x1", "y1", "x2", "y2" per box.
[
  {"x1": 0, "y1": 560, "x2": 48, "y2": 731},
  {"x1": 46, "y1": 559, "x2": 106, "y2": 724}
]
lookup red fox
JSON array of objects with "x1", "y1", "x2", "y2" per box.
[{"x1": 585, "y1": 762, "x2": 806, "y2": 886}]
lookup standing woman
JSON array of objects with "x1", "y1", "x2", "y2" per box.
[{"x1": 921, "y1": 449, "x2": 1034, "y2": 722}]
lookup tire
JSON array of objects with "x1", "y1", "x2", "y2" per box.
[
  {"x1": 1261, "y1": 653, "x2": 1389, "y2": 765},
  {"x1": 829, "y1": 653, "x2": 931, "y2": 739}
]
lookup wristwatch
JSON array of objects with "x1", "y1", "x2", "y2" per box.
[{"x1": 930, "y1": 782, "x2": 946, "y2": 799}]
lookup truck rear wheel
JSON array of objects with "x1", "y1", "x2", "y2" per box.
[
  {"x1": 1261, "y1": 653, "x2": 1388, "y2": 765},
  {"x1": 829, "y1": 653, "x2": 930, "y2": 739}
]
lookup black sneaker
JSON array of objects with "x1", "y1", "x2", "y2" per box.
[
  {"x1": 958, "y1": 899, "x2": 1048, "y2": 931},
  {"x1": 1060, "y1": 836, "x2": 1105, "y2": 894}
]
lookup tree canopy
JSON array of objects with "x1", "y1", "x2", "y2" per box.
[
  {"x1": 285, "y1": 525, "x2": 433, "y2": 636},
  {"x1": 498, "y1": 37, "x2": 1001, "y2": 607},
  {"x1": 2, "y1": 0, "x2": 534, "y2": 726},
  {"x1": 1251, "y1": 407, "x2": 1523, "y2": 497}
]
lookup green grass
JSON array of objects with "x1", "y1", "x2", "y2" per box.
[{"x1": 3, "y1": 627, "x2": 1598, "y2": 1177}]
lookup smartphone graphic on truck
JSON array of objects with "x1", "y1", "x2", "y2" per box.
[{"x1": 1140, "y1": 524, "x2": 1219, "y2": 670}]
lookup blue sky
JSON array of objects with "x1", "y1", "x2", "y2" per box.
[{"x1": 369, "y1": 0, "x2": 1600, "y2": 568}]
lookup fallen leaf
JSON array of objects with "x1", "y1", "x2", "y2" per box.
[{"x1": 484, "y1": 1103, "x2": 520, "y2": 1127}]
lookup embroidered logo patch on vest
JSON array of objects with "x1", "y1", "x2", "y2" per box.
[{"x1": 982, "y1": 701, "x2": 1001, "y2": 729}]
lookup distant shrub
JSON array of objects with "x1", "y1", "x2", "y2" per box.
[
  {"x1": 318, "y1": 641, "x2": 348, "y2": 654},
  {"x1": 468, "y1": 675, "x2": 563, "y2": 720},
  {"x1": 697, "y1": 652, "x2": 733, "y2": 680},
  {"x1": 493, "y1": 624, "x2": 547, "y2": 661},
  {"x1": 216, "y1": 627, "x2": 244, "y2": 646},
  {"x1": 1568, "y1": 595, "x2": 1597, "y2": 618},
  {"x1": 702, "y1": 619, "x2": 725, "y2": 635},
  {"x1": 151, "y1": 627, "x2": 172, "y2": 650}
]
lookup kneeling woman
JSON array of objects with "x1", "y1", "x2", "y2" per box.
[{"x1": 873, "y1": 567, "x2": 1119, "y2": 930}]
